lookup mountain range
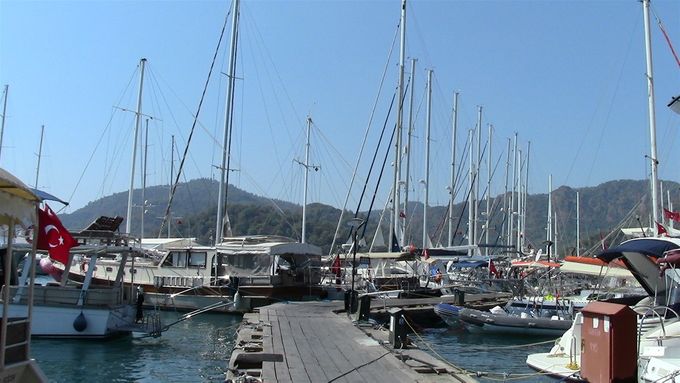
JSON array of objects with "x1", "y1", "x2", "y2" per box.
[{"x1": 60, "y1": 178, "x2": 675, "y2": 256}]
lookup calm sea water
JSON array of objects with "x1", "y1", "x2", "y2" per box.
[
  {"x1": 418, "y1": 326, "x2": 557, "y2": 382},
  {"x1": 31, "y1": 311, "x2": 242, "y2": 383},
  {"x1": 30, "y1": 305, "x2": 556, "y2": 382}
]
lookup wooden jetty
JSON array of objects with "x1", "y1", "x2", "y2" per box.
[{"x1": 226, "y1": 301, "x2": 477, "y2": 382}]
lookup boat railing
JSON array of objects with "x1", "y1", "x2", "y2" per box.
[
  {"x1": 636, "y1": 305, "x2": 680, "y2": 348},
  {"x1": 3, "y1": 285, "x2": 124, "y2": 308}
]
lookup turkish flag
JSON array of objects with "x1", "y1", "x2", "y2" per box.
[
  {"x1": 488, "y1": 259, "x2": 499, "y2": 277},
  {"x1": 37, "y1": 204, "x2": 78, "y2": 264},
  {"x1": 664, "y1": 208, "x2": 680, "y2": 223},
  {"x1": 330, "y1": 255, "x2": 341, "y2": 277},
  {"x1": 657, "y1": 221, "x2": 668, "y2": 237}
]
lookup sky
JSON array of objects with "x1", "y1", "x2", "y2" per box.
[{"x1": 2, "y1": 0, "x2": 680, "y2": 217}]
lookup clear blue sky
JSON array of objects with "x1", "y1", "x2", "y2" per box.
[{"x1": 2, "y1": 0, "x2": 680, "y2": 215}]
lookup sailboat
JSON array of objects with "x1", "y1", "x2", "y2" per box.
[
  {"x1": 526, "y1": 1, "x2": 680, "y2": 380},
  {"x1": 65, "y1": 0, "x2": 324, "y2": 313}
]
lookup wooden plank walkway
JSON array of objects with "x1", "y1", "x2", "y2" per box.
[{"x1": 227, "y1": 301, "x2": 477, "y2": 383}]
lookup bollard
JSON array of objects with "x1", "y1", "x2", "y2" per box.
[
  {"x1": 388, "y1": 307, "x2": 407, "y2": 349},
  {"x1": 355, "y1": 294, "x2": 371, "y2": 321},
  {"x1": 453, "y1": 289, "x2": 465, "y2": 305}
]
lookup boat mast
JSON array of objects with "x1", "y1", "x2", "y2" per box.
[
  {"x1": 547, "y1": 174, "x2": 553, "y2": 255},
  {"x1": 403, "y1": 58, "x2": 416, "y2": 248},
  {"x1": 215, "y1": 0, "x2": 240, "y2": 246},
  {"x1": 390, "y1": 0, "x2": 407, "y2": 252},
  {"x1": 34, "y1": 125, "x2": 44, "y2": 189},
  {"x1": 642, "y1": 0, "x2": 660, "y2": 230},
  {"x1": 474, "y1": 106, "x2": 482, "y2": 247},
  {"x1": 516, "y1": 149, "x2": 523, "y2": 250},
  {"x1": 168, "y1": 135, "x2": 174, "y2": 238},
  {"x1": 502, "y1": 138, "x2": 511, "y2": 249},
  {"x1": 422, "y1": 69, "x2": 432, "y2": 249},
  {"x1": 467, "y1": 129, "x2": 474, "y2": 256},
  {"x1": 523, "y1": 141, "x2": 530, "y2": 250},
  {"x1": 300, "y1": 116, "x2": 314, "y2": 244},
  {"x1": 485, "y1": 123, "x2": 492, "y2": 256},
  {"x1": 576, "y1": 191, "x2": 580, "y2": 256},
  {"x1": 448, "y1": 91, "x2": 459, "y2": 247},
  {"x1": 126, "y1": 58, "x2": 147, "y2": 235},
  {"x1": 141, "y1": 119, "x2": 149, "y2": 240},
  {"x1": 0, "y1": 85, "x2": 8, "y2": 163},
  {"x1": 509, "y1": 133, "x2": 517, "y2": 250}
]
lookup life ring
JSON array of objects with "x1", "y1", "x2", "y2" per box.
[{"x1": 81, "y1": 260, "x2": 89, "y2": 273}]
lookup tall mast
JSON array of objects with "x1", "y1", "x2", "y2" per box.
[
  {"x1": 643, "y1": 0, "x2": 660, "y2": 230},
  {"x1": 522, "y1": 141, "x2": 531, "y2": 250},
  {"x1": 422, "y1": 69, "x2": 432, "y2": 249},
  {"x1": 485, "y1": 124, "x2": 492, "y2": 256},
  {"x1": 467, "y1": 129, "x2": 474, "y2": 256},
  {"x1": 547, "y1": 174, "x2": 553, "y2": 254},
  {"x1": 140, "y1": 119, "x2": 149, "y2": 240},
  {"x1": 516, "y1": 149, "x2": 523, "y2": 250},
  {"x1": 474, "y1": 106, "x2": 482, "y2": 246},
  {"x1": 168, "y1": 135, "x2": 174, "y2": 238},
  {"x1": 126, "y1": 58, "x2": 146, "y2": 235},
  {"x1": 403, "y1": 58, "x2": 416, "y2": 248},
  {"x1": 215, "y1": 0, "x2": 240, "y2": 246},
  {"x1": 34, "y1": 125, "x2": 44, "y2": 189},
  {"x1": 390, "y1": 0, "x2": 407, "y2": 252},
  {"x1": 448, "y1": 91, "x2": 459, "y2": 247},
  {"x1": 300, "y1": 116, "x2": 313, "y2": 244},
  {"x1": 0, "y1": 85, "x2": 8, "y2": 163},
  {"x1": 576, "y1": 191, "x2": 580, "y2": 256},
  {"x1": 509, "y1": 133, "x2": 517, "y2": 249},
  {"x1": 503, "y1": 138, "x2": 511, "y2": 248}
]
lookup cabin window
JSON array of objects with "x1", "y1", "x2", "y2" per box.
[
  {"x1": 163, "y1": 251, "x2": 187, "y2": 268},
  {"x1": 188, "y1": 252, "x2": 207, "y2": 268}
]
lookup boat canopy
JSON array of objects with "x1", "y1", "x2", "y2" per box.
[
  {"x1": 0, "y1": 168, "x2": 39, "y2": 226},
  {"x1": 451, "y1": 260, "x2": 489, "y2": 269},
  {"x1": 596, "y1": 237, "x2": 680, "y2": 297},
  {"x1": 559, "y1": 260, "x2": 634, "y2": 279},
  {"x1": 216, "y1": 238, "x2": 322, "y2": 277}
]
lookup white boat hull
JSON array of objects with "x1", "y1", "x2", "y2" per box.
[{"x1": 8, "y1": 304, "x2": 135, "y2": 339}]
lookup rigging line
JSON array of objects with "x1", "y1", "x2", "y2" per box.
[
  {"x1": 158, "y1": 4, "x2": 231, "y2": 237},
  {"x1": 149, "y1": 63, "x2": 223, "y2": 148},
  {"x1": 243, "y1": 7, "x2": 304, "y2": 131},
  {"x1": 451, "y1": 171, "x2": 477, "y2": 247},
  {"x1": 354, "y1": 80, "x2": 411, "y2": 244},
  {"x1": 564, "y1": 11, "x2": 638, "y2": 186},
  {"x1": 355, "y1": 88, "x2": 399, "y2": 217},
  {"x1": 329, "y1": 20, "x2": 400, "y2": 255},
  {"x1": 651, "y1": 5, "x2": 680, "y2": 69},
  {"x1": 68, "y1": 66, "x2": 138, "y2": 206},
  {"x1": 360, "y1": 95, "x2": 400, "y2": 241}
]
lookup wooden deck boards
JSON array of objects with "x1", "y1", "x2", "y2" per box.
[{"x1": 227, "y1": 301, "x2": 476, "y2": 383}]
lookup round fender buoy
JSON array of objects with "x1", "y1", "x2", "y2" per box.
[{"x1": 73, "y1": 312, "x2": 88, "y2": 332}]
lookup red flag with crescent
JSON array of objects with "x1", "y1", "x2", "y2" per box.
[
  {"x1": 664, "y1": 208, "x2": 680, "y2": 223},
  {"x1": 657, "y1": 221, "x2": 668, "y2": 237},
  {"x1": 37, "y1": 204, "x2": 78, "y2": 264}
]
